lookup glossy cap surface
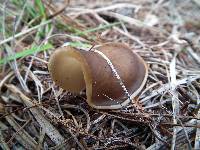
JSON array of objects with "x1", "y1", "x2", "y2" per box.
[{"x1": 48, "y1": 43, "x2": 148, "y2": 109}]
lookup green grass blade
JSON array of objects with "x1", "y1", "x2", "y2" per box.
[
  {"x1": 0, "y1": 22, "x2": 121, "y2": 65},
  {"x1": 26, "y1": 4, "x2": 38, "y2": 18},
  {"x1": 63, "y1": 42, "x2": 92, "y2": 49},
  {"x1": 0, "y1": 43, "x2": 53, "y2": 65},
  {"x1": 35, "y1": 0, "x2": 46, "y2": 18}
]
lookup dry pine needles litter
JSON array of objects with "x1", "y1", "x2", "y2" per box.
[{"x1": 0, "y1": 0, "x2": 200, "y2": 149}]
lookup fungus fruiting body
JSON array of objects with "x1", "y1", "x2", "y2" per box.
[{"x1": 48, "y1": 43, "x2": 148, "y2": 109}]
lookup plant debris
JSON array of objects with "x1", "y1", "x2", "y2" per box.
[{"x1": 0, "y1": 0, "x2": 200, "y2": 149}]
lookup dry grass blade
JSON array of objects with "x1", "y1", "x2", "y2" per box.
[
  {"x1": 194, "y1": 85, "x2": 200, "y2": 148},
  {"x1": 0, "y1": 20, "x2": 52, "y2": 46},
  {"x1": 5, "y1": 116, "x2": 37, "y2": 149},
  {"x1": 5, "y1": 84, "x2": 66, "y2": 146},
  {"x1": 68, "y1": 3, "x2": 141, "y2": 17},
  {"x1": 0, "y1": 122, "x2": 9, "y2": 150},
  {"x1": 170, "y1": 55, "x2": 179, "y2": 150},
  {"x1": 140, "y1": 76, "x2": 200, "y2": 103}
]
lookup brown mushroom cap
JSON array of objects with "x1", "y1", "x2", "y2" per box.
[{"x1": 48, "y1": 43, "x2": 148, "y2": 109}]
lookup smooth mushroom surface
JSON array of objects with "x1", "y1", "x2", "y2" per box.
[{"x1": 48, "y1": 43, "x2": 148, "y2": 109}]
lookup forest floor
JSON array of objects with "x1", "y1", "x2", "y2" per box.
[{"x1": 0, "y1": 0, "x2": 200, "y2": 149}]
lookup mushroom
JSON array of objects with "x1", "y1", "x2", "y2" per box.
[{"x1": 48, "y1": 43, "x2": 148, "y2": 109}]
